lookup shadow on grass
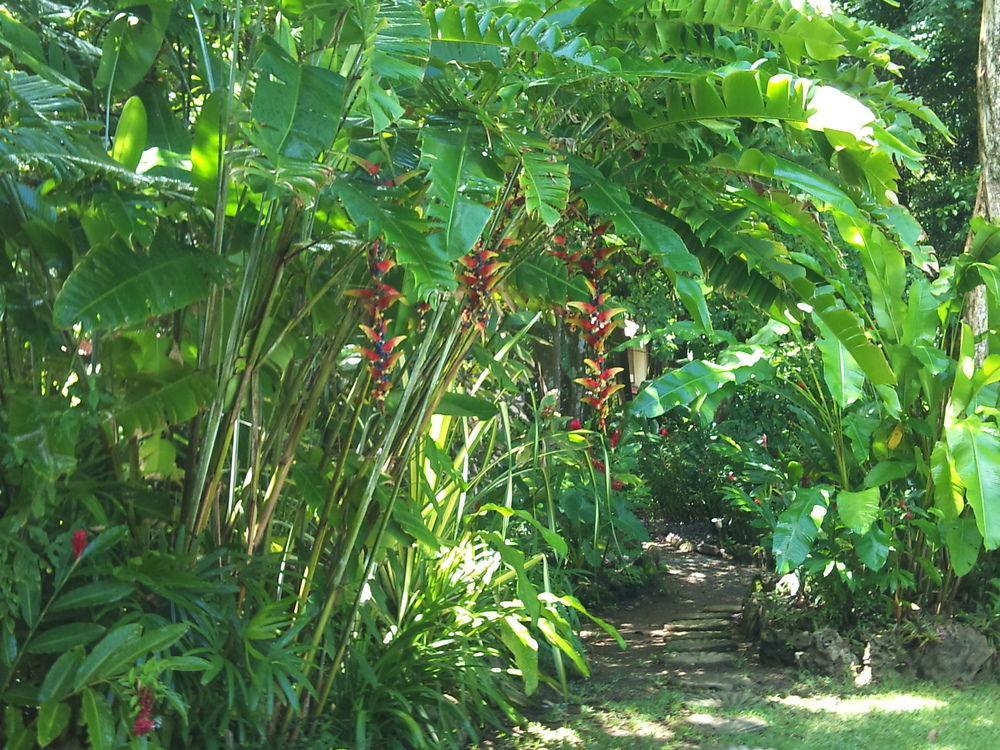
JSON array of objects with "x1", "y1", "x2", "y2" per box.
[{"x1": 481, "y1": 677, "x2": 1000, "y2": 750}]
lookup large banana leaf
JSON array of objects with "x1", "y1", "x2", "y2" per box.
[
  {"x1": 115, "y1": 369, "x2": 216, "y2": 436},
  {"x1": 420, "y1": 126, "x2": 496, "y2": 259},
  {"x1": 53, "y1": 242, "x2": 225, "y2": 332},
  {"x1": 815, "y1": 316, "x2": 865, "y2": 408},
  {"x1": 946, "y1": 417, "x2": 1000, "y2": 550},
  {"x1": 250, "y1": 40, "x2": 345, "y2": 163}
]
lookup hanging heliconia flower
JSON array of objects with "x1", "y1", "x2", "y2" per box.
[
  {"x1": 349, "y1": 239, "x2": 405, "y2": 403},
  {"x1": 458, "y1": 241, "x2": 506, "y2": 331},
  {"x1": 555, "y1": 226, "x2": 625, "y2": 432}
]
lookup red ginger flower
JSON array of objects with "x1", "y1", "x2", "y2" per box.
[
  {"x1": 610, "y1": 429, "x2": 621, "y2": 449},
  {"x1": 612, "y1": 478, "x2": 625, "y2": 491},
  {"x1": 659, "y1": 427, "x2": 669, "y2": 437},
  {"x1": 133, "y1": 716, "x2": 155, "y2": 737},
  {"x1": 71, "y1": 529, "x2": 87, "y2": 560},
  {"x1": 568, "y1": 418, "x2": 582, "y2": 431},
  {"x1": 591, "y1": 458, "x2": 606, "y2": 473},
  {"x1": 133, "y1": 686, "x2": 155, "y2": 736}
]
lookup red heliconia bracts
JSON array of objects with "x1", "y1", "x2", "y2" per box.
[
  {"x1": 458, "y1": 243, "x2": 506, "y2": 331},
  {"x1": 554, "y1": 229, "x2": 625, "y2": 432},
  {"x1": 350, "y1": 239, "x2": 404, "y2": 403}
]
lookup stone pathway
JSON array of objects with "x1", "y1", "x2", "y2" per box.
[{"x1": 575, "y1": 546, "x2": 783, "y2": 749}]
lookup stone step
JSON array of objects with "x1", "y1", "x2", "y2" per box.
[
  {"x1": 664, "y1": 619, "x2": 732, "y2": 632},
  {"x1": 668, "y1": 629, "x2": 732, "y2": 641},
  {"x1": 665, "y1": 639, "x2": 737, "y2": 653},
  {"x1": 667, "y1": 673, "x2": 754, "y2": 692},
  {"x1": 702, "y1": 603, "x2": 743, "y2": 613},
  {"x1": 678, "y1": 611, "x2": 738, "y2": 621},
  {"x1": 660, "y1": 651, "x2": 738, "y2": 668}
]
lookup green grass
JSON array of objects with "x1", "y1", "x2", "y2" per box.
[{"x1": 480, "y1": 675, "x2": 1000, "y2": 750}]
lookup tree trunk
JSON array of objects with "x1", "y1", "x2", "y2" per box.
[{"x1": 967, "y1": 0, "x2": 1000, "y2": 363}]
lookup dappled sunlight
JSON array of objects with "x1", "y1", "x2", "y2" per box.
[{"x1": 773, "y1": 692, "x2": 947, "y2": 716}]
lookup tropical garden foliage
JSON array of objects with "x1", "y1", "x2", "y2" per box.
[{"x1": 0, "y1": 0, "x2": 997, "y2": 748}]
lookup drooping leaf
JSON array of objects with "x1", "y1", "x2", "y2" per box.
[
  {"x1": 946, "y1": 417, "x2": 1000, "y2": 550},
  {"x1": 420, "y1": 127, "x2": 495, "y2": 258},
  {"x1": 940, "y1": 515, "x2": 982, "y2": 577},
  {"x1": 815, "y1": 316, "x2": 864, "y2": 408},
  {"x1": 94, "y1": 1, "x2": 173, "y2": 94},
  {"x1": 110, "y1": 95, "x2": 147, "y2": 171},
  {"x1": 773, "y1": 487, "x2": 829, "y2": 573},
  {"x1": 115, "y1": 369, "x2": 216, "y2": 436},
  {"x1": 837, "y1": 487, "x2": 879, "y2": 534},
  {"x1": 515, "y1": 139, "x2": 569, "y2": 227},
  {"x1": 53, "y1": 241, "x2": 226, "y2": 332},
  {"x1": 855, "y1": 524, "x2": 890, "y2": 571},
  {"x1": 499, "y1": 615, "x2": 538, "y2": 695},
  {"x1": 931, "y1": 440, "x2": 965, "y2": 521},
  {"x1": 336, "y1": 181, "x2": 454, "y2": 297},
  {"x1": 81, "y1": 687, "x2": 115, "y2": 750},
  {"x1": 250, "y1": 39, "x2": 345, "y2": 163}
]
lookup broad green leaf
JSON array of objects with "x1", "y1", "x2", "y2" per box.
[
  {"x1": 855, "y1": 524, "x2": 890, "y2": 571},
  {"x1": 81, "y1": 687, "x2": 115, "y2": 750},
  {"x1": 573, "y1": 159, "x2": 708, "y2": 329},
  {"x1": 499, "y1": 615, "x2": 538, "y2": 695},
  {"x1": 420, "y1": 127, "x2": 495, "y2": 259},
  {"x1": 110, "y1": 95, "x2": 147, "y2": 171},
  {"x1": 537, "y1": 616, "x2": 588, "y2": 676},
  {"x1": 863, "y1": 459, "x2": 915, "y2": 488},
  {"x1": 940, "y1": 516, "x2": 982, "y2": 577},
  {"x1": 38, "y1": 648, "x2": 83, "y2": 703},
  {"x1": 15, "y1": 568, "x2": 40, "y2": 628},
  {"x1": 49, "y1": 581, "x2": 135, "y2": 614},
  {"x1": 947, "y1": 323, "x2": 977, "y2": 419},
  {"x1": 74, "y1": 624, "x2": 142, "y2": 689},
  {"x1": 947, "y1": 417, "x2": 1000, "y2": 549},
  {"x1": 115, "y1": 369, "x2": 216, "y2": 435},
  {"x1": 931, "y1": 440, "x2": 965, "y2": 521},
  {"x1": 812, "y1": 306, "x2": 895, "y2": 386},
  {"x1": 53, "y1": 241, "x2": 225, "y2": 332},
  {"x1": 3, "y1": 704, "x2": 32, "y2": 750},
  {"x1": 94, "y1": 1, "x2": 172, "y2": 93},
  {"x1": 836, "y1": 487, "x2": 879, "y2": 534},
  {"x1": 36, "y1": 701, "x2": 70, "y2": 747},
  {"x1": 250, "y1": 40, "x2": 345, "y2": 162},
  {"x1": 190, "y1": 91, "x2": 228, "y2": 205},
  {"x1": 138, "y1": 435, "x2": 182, "y2": 479},
  {"x1": 773, "y1": 487, "x2": 829, "y2": 573},
  {"x1": 26, "y1": 623, "x2": 106, "y2": 655},
  {"x1": 815, "y1": 316, "x2": 864, "y2": 408},
  {"x1": 632, "y1": 360, "x2": 736, "y2": 417}
]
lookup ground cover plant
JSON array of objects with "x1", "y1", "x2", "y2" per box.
[{"x1": 1, "y1": 0, "x2": 998, "y2": 748}]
